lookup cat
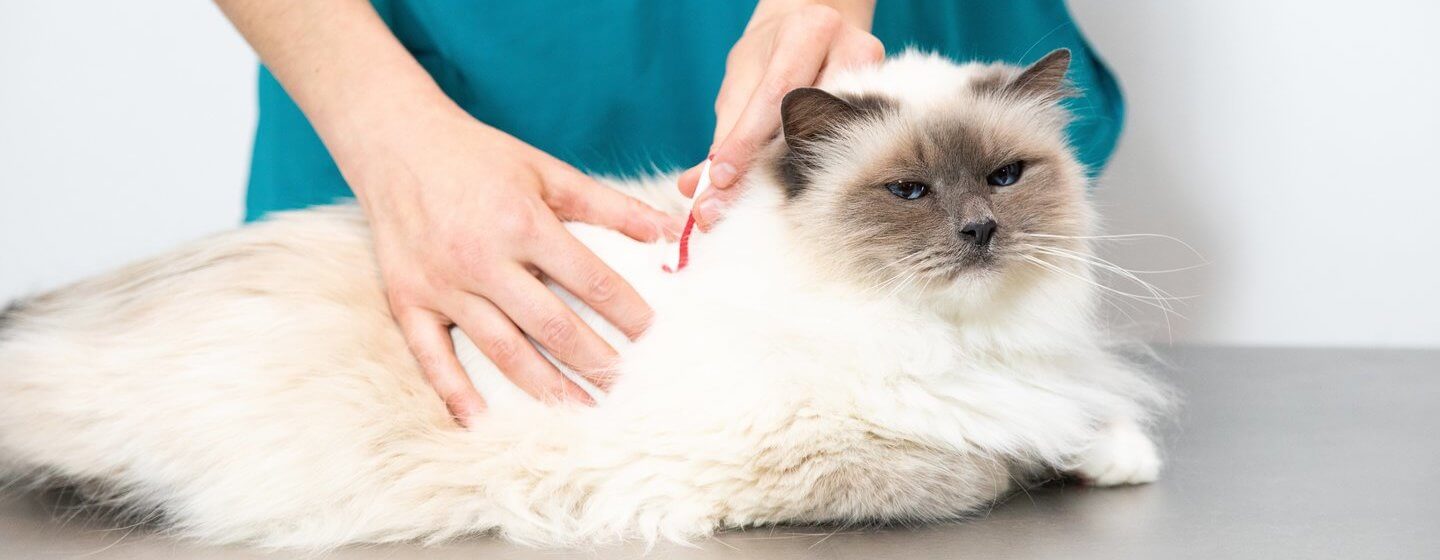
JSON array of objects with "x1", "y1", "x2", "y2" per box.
[{"x1": 0, "y1": 49, "x2": 1168, "y2": 549}]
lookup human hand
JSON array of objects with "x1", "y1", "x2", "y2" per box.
[
  {"x1": 677, "y1": 0, "x2": 884, "y2": 230},
  {"x1": 345, "y1": 105, "x2": 681, "y2": 424}
]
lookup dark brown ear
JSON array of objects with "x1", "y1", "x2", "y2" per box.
[
  {"x1": 781, "y1": 88, "x2": 865, "y2": 151},
  {"x1": 1007, "y1": 48, "x2": 1073, "y2": 102}
]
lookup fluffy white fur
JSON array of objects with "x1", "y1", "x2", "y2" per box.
[{"x1": 0, "y1": 53, "x2": 1167, "y2": 549}]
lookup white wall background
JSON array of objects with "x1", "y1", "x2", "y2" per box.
[
  {"x1": 1, "y1": 1, "x2": 1437, "y2": 348},
  {"x1": 0, "y1": 1, "x2": 254, "y2": 299}
]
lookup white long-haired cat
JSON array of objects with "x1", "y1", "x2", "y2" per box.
[{"x1": 0, "y1": 50, "x2": 1167, "y2": 549}]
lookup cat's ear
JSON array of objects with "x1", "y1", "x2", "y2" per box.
[
  {"x1": 1007, "y1": 48, "x2": 1073, "y2": 102},
  {"x1": 781, "y1": 88, "x2": 865, "y2": 151}
]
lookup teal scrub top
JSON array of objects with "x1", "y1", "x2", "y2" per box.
[{"x1": 245, "y1": 0, "x2": 1123, "y2": 221}]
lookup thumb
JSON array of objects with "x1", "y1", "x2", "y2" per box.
[{"x1": 705, "y1": 139, "x2": 748, "y2": 191}]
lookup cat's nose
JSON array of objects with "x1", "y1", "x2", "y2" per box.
[{"x1": 960, "y1": 219, "x2": 998, "y2": 247}]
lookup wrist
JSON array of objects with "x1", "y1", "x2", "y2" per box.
[
  {"x1": 312, "y1": 66, "x2": 462, "y2": 163},
  {"x1": 324, "y1": 85, "x2": 477, "y2": 203}
]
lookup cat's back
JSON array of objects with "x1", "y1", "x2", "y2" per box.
[
  {"x1": 1, "y1": 203, "x2": 421, "y2": 401},
  {"x1": 10, "y1": 204, "x2": 383, "y2": 329},
  {"x1": 0, "y1": 205, "x2": 457, "y2": 498}
]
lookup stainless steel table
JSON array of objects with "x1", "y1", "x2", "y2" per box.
[{"x1": 2, "y1": 347, "x2": 1436, "y2": 559}]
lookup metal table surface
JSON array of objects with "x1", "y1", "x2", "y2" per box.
[{"x1": 2, "y1": 347, "x2": 1436, "y2": 559}]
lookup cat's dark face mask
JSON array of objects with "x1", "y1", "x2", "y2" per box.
[{"x1": 770, "y1": 49, "x2": 1094, "y2": 299}]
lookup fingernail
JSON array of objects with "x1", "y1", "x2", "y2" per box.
[
  {"x1": 696, "y1": 197, "x2": 725, "y2": 231},
  {"x1": 709, "y1": 162, "x2": 737, "y2": 189}
]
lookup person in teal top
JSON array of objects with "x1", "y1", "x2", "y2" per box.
[
  {"x1": 245, "y1": 1, "x2": 1122, "y2": 222},
  {"x1": 219, "y1": 0, "x2": 1123, "y2": 422}
]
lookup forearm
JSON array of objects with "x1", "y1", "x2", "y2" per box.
[
  {"x1": 214, "y1": 0, "x2": 458, "y2": 167},
  {"x1": 749, "y1": 0, "x2": 877, "y2": 31}
]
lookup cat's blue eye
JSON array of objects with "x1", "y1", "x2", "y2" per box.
[
  {"x1": 986, "y1": 162, "x2": 1025, "y2": 187},
  {"x1": 885, "y1": 181, "x2": 928, "y2": 200}
]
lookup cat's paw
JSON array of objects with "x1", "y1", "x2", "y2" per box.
[{"x1": 1071, "y1": 420, "x2": 1161, "y2": 487}]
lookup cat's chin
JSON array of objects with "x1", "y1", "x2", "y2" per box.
[{"x1": 902, "y1": 264, "x2": 1011, "y2": 309}]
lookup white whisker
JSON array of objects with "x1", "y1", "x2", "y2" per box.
[
  {"x1": 1019, "y1": 254, "x2": 1180, "y2": 342},
  {"x1": 1029, "y1": 244, "x2": 1207, "y2": 275},
  {"x1": 1018, "y1": 254, "x2": 1187, "y2": 317},
  {"x1": 1023, "y1": 245, "x2": 1192, "y2": 303},
  {"x1": 1017, "y1": 232, "x2": 1206, "y2": 260}
]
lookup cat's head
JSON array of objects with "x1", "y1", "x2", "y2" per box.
[{"x1": 765, "y1": 49, "x2": 1094, "y2": 308}]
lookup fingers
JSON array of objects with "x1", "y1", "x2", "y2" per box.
[
  {"x1": 684, "y1": 6, "x2": 885, "y2": 210},
  {"x1": 448, "y1": 294, "x2": 593, "y2": 405},
  {"x1": 530, "y1": 220, "x2": 654, "y2": 341},
  {"x1": 708, "y1": 9, "x2": 841, "y2": 191},
  {"x1": 396, "y1": 308, "x2": 487, "y2": 425},
  {"x1": 688, "y1": 10, "x2": 877, "y2": 229},
  {"x1": 711, "y1": 52, "x2": 765, "y2": 153},
  {"x1": 678, "y1": 32, "x2": 765, "y2": 199},
  {"x1": 544, "y1": 164, "x2": 683, "y2": 242},
  {"x1": 485, "y1": 264, "x2": 621, "y2": 390}
]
